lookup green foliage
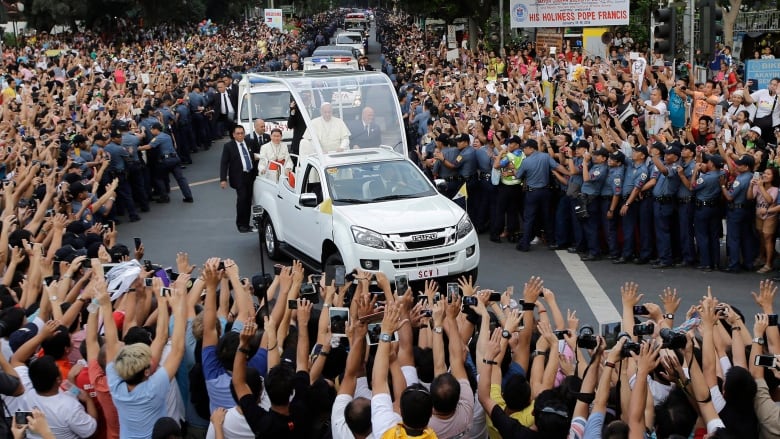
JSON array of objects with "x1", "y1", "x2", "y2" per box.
[
  {"x1": 627, "y1": 0, "x2": 651, "y2": 48},
  {"x1": 3, "y1": 32, "x2": 19, "y2": 47}
]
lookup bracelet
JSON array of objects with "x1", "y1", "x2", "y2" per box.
[
  {"x1": 266, "y1": 342, "x2": 278, "y2": 351},
  {"x1": 109, "y1": 197, "x2": 116, "y2": 201},
  {"x1": 521, "y1": 302, "x2": 536, "y2": 311},
  {"x1": 482, "y1": 358, "x2": 498, "y2": 365},
  {"x1": 238, "y1": 347, "x2": 252, "y2": 356},
  {"x1": 62, "y1": 274, "x2": 72, "y2": 279},
  {"x1": 732, "y1": 326, "x2": 741, "y2": 331},
  {"x1": 538, "y1": 309, "x2": 547, "y2": 314},
  {"x1": 532, "y1": 349, "x2": 549, "y2": 358},
  {"x1": 604, "y1": 361, "x2": 616, "y2": 369}
]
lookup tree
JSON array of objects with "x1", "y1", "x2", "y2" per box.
[{"x1": 722, "y1": 0, "x2": 740, "y2": 47}]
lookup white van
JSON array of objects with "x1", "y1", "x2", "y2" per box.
[
  {"x1": 236, "y1": 76, "x2": 293, "y2": 148},
  {"x1": 335, "y1": 31, "x2": 366, "y2": 56}
]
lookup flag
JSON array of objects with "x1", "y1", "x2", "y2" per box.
[
  {"x1": 319, "y1": 198, "x2": 333, "y2": 215},
  {"x1": 453, "y1": 183, "x2": 468, "y2": 200}
]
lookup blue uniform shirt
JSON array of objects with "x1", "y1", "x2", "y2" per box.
[
  {"x1": 515, "y1": 151, "x2": 560, "y2": 189},
  {"x1": 569, "y1": 156, "x2": 584, "y2": 188},
  {"x1": 150, "y1": 132, "x2": 177, "y2": 156},
  {"x1": 729, "y1": 172, "x2": 753, "y2": 204},
  {"x1": 475, "y1": 147, "x2": 492, "y2": 174},
  {"x1": 188, "y1": 91, "x2": 205, "y2": 111},
  {"x1": 159, "y1": 106, "x2": 175, "y2": 127},
  {"x1": 693, "y1": 169, "x2": 725, "y2": 200},
  {"x1": 677, "y1": 160, "x2": 695, "y2": 198},
  {"x1": 581, "y1": 162, "x2": 608, "y2": 195},
  {"x1": 435, "y1": 147, "x2": 460, "y2": 178},
  {"x1": 652, "y1": 161, "x2": 682, "y2": 197},
  {"x1": 139, "y1": 116, "x2": 158, "y2": 143},
  {"x1": 103, "y1": 142, "x2": 128, "y2": 172},
  {"x1": 601, "y1": 165, "x2": 625, "y2": 196},
  {"x1": 457, "y1": 146, "x2": 477, "y2": 178},
  {"x1": 175, "y1": 103, "x2": 191, "y2": 126},
  {"x1": 121, "y1": 133, "x2": 141, "y2": 162},
  {"x1": 623, "y1": 162, "x2": 650, "y2": 196}
]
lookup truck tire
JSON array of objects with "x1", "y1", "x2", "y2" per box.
[
  {"x1": 323, "y1": 251, "x2": 343, "y2": 272},
  {"x1": 261, "y1": 217, "x2": 281, "y2": 260}
]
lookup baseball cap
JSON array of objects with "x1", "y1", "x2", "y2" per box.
[
  {"x1": 609, "y1": 150, "x2": 626, "y2": 164},
  {"x1": 507, "y1": 135, "x2": 522, "y2": 145},
  {"x1": 523, "y1": 139, "x2": 539, "y2": 149},
  {"x1": 750, "y1": 126, "x2": 762, "y2": 136},
  {"x1": 593, "y1": 148, "x2": 610, "y2": 157},
  {"x1": 633, "y1": 146, "x2": 649, "y2": 156},
  {"x1": 9, "y1": 323, "x2": 38, "y2": 353},
  {"x1": 69, "y1": 181, "x2": 89, "y2": 197},
  {"x1": 734, "y1": 154, "x2": 755, "y2": 168},
  {"x1": 435, "y1": 134, "x2": 449, "y2": 143},
  {"x1": 456, "y1": 134, "x2": 470, "y2": 143},
  {"x1": 705, "y1": 154, "x2": 725, "y2": 168},
  {"x1": 665, "y1": 145, "x2": 681, "y2": 156},
  {"x1": 109, "y1": 130, "x2": 122, "y2": 139}
]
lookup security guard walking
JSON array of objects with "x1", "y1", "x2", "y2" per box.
[
  {"x1": 692, "y1": 154, "x2": 726, "y2": 272},
  {"x1": 649, "y1": 144, "x2": 682, "y2": 268},
  {"x1": 104, "y1": 130, "x2": 140, "y2": 223},
  {"x1": 579, "y1": 148, "x2": 609, "y2": 260},
  {"x1": 456, "y1": 135, "x2": 477, "y2": 212},
  {"x1": 140, "y1": 123, "x2": 194, "y2": 203},
  {"x1": 120, "y1": 122, "x2": 150, "y2": 213},
  {"x1": 515, "y1": 138, "x2": 569, "y2": 252}
]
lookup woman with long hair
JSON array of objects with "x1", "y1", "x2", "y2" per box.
[{"x1": 749, "y1": 166, "x2": 780, "y2": 273}]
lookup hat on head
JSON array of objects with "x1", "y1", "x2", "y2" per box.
[
  {"x1": 734, "y1": 154, "x2": 756, "y2": 168},
  {"x1": 71, "y1": 134, "x2": 87, "y2": 144},
  {"x1": 633, "y1": 145, "x2": 649, "y2": 156},
  {"x1": 9, "y1": 323, "x2": 38, "y2": 353},
  {"x1": 150, "y1": 122, "x2": 163, "y2": 131},
  {"x1": 750, "y1": 126, "x2": 762, "y2": 136},
  {"x1": 456, "y1": 134, "x2": 470, "y2": 143},
  {"x1": 575, "y1": 140, "x2": 589, "y2": 149},
  {"x1": 665, "y1": 145, "x2": 681, "y2": 156},
  {"x1": 609, "y1": 150, "x2": 626, "y2": 164},
  {"x1": 435, "y1": 134, "x2": 449, "y2": 143},
  {"x1": 523, "y1": 138, "x2": 538, "y2": 149},
  {"x1": 705, "y1": 154, "x2": 725, "y2": 168},
  {"x1": 593, "y1": 148, "x2": 610, "y2": 157},
  {"x1": 732, "y1": 89, "x2": 744, "y2": 97},
  {"x1": 69, "y1": 181, "x2": 89, "y2": 197},
  {"x1": 681, "y1": 142, "x2": 697, "y2": 153},
  {"x1": 507, "y1": 135, "x2": 522, "y2": 145},
  {"x1": 110, "y1": 130, "x2": 122, "y2": 139}
]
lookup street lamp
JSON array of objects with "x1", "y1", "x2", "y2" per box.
[{"x1": 7, "y1": 2, "x2": 24, "y2": 45}]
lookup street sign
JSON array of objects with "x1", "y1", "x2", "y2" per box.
[{"x1": 280, "y1": 5, "x2": 293, "y2": 14}]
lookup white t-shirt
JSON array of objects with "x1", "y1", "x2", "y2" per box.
[
  {"x1": 370, "y1": 393, "x2": 402, "y2": 438},
  {"x1": 205, "y1": 407, "x2": 255, "y2": 439},
  {"x1": 750, "y1": 89, "x2": 780, "y2": 124},
  {"x1": 644, "y1": 100, "x2": 668, "y2": 135},
  {"x1": 332, "y1": 393, "x2": 376, "y2": 439}
]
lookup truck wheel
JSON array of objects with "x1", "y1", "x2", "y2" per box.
[
  {"x1": 323, "y1": 251, "x2": 343, "y2": 272},
  {"x1": 261, "y1": 218, "x2": 281, "y2": 260}
]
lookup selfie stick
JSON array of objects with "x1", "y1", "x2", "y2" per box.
[{"x1": 530, "y1": 92, "x2": 546, "y2": 135}]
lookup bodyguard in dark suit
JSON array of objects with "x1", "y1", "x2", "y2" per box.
[
  {"x1": 215, "y1": 79, "x2": 238, "y2": 137},
  {"x1": 249, "y1": 119, "x2": 271, "y2": 146},
  {"x1": 287, "y1": 99, "x2": 306, "y2": 160},
  {"x1": 220, "y1": 125, "x2": 261, "y2": 233},
  {"x1": 348, "y1": 107, "x2": 382, "y2": 148}
]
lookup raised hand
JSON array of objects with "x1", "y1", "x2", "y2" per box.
[
  {"x1": 752, "y1": 280, "x2": 777, "y2": 314},
  {"x1": 522, "y1": 276, "x2": 543, "y2": 303},
  {"x1": 621, "y1": 282, "x2": 643, "y2": 307},
  {"x1": 660, "y1": 287, "x2": 681, "y2": 315}
]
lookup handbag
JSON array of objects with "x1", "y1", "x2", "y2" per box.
[
  {"x1": 573, "y1": 193, "x2": 590, "y2": 220},
  {"x1": 754, "y1": 95, "x2": 777, "y2": 135}
]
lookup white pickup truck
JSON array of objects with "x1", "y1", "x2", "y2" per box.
[{"x1": 250, "y1": 71, "x2": 479, "y2": 282}]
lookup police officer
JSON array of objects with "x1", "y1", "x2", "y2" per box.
[
  {"x1": 140, "y1": 123, "x2": 194, "y2": 204},
  {"x1": 188, "y1": 83, "x2": 210, "y2": 151},
  {"x1": 692, "y1": 154, "x2": 726, "y2": 272},
  {"x1": 456, "y1": 134, "x2": 477, "y2": 212},
  {"x1": 120, "y1": 122, "x2": 150, "y2": 213},
  {"x1": 473, "y1": 138, "x2": 494, "y2": 233},
  {"x1": 104, "y1": 130, "x2": 140, "y2": 223},
  {"x1": 432, "y1": 134, "x2": 466, "y2": 199},
  {"x1": 614, "y1": 146, "x2": 650, "y2": 264},
  {"x1": 579, "y1": 148, "x2": 609, "y2": 260},
  {"x1": 649, "y1": 144, "x2": 682, "y2": 268},
  {"x1": 566, "y1": 140, "x2": 589, "y2": 253},
  {"x1": 515, "y1": 138, "x2": 570, "y2": 252},
  {"x1": 138, "y1": 107, "x2": 161, "y2": 200},
  {"x1": 602, "y1": 150, "x2": 626, "y2": 259},
  {"x1": 676, "y1": 143, "x2": 697, "y2": 267},
  {"x1": 491, "y1": 136, "x2": 524, "y2": 243},
  {"x1": 174, "y1": 96, "x2": 195, "y2": 165},
  {"x1": 721, "y1": 154, "x2": 758, "y2": 272}
]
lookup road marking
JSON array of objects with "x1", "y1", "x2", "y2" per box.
[
  {"x1": 170, "y1": 177, "x2": 221, "y2": 191},
  {"x1": 555, "y1": 251, "x2": 622, "y2": 325}
]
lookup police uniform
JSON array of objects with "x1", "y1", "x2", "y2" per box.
[
  {"x1": 515, "y1": 139, "x2": 562, "y2": 252},
  {"x1": 601, "y1": 154, "x2": 626, "y2": 259},
  {"x1": 121, "y1": 130, "x2": 149, "y2": 212},
  {"x1": 104, "y1": 134, "x2": 140, "y2": 222},
  {"x1": 149, "y1": 127, "x2": 194, "y2": 202},
  {"x1": 188, "y1": 88, "x2": 210, "y2": 150},
  {"x1": 616, "y1": 150, "x2": 650, "y2": 263},
  {"x1": 174, "y1": 101, "x2": 195, "y2": 164},
  {"x1": 473, "y1": 145, "x2": 494, "y2": 233},
  {"x1": 692, "y1": 156, "x2": 725, "y2": 271},
  {"x1": 491, "y1": 140, "x2": 524, "y2": 242},
  {"x1": 650, "y1": 147, "x2": 682, "y2": 267},
  {"x1": 724, "y1": 157, "x2": 758, "y2": 272},
  {"x1": 579, "y1": 152, "x2": 608, "y2": 259},
  {"x1": 568, "y1": 154, "x2": 587, "y2": 252},
  {"x1": 457, "y1": 142, "x2": 477, "y2": 212},
  {"x1": 676, "y1": 155, "x2": 697, "y2": 266}
]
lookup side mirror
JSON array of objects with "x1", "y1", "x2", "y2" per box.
[
  {"x1": 300, "y1": 193, "x2": 319, "y2": 207},
  {"x1": 434, "y1": 179, "x2": 448, "y2": 193}
]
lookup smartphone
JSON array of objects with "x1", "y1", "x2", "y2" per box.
[
  {"x1": 463, "y1": 296, "x2": 478, "y2": 307},
  {"x1": 144, "y1": 260, "x2": 153, "y2": 271},
  {"x1": 724, "y1": 129, "x2": 732, "y2": 143},
  {"x1": 601, "y1": 322, "x2": 622, "y2": 349},
  {"x1": 446, "y1": 283, "x2": 459, "y2": 302},
  {"x1": 274, "y1": 264, "x2": 283, "y2": 275},
  {"x1": 394, "y1": 274, "x2": 409, "y2": 294},
  {"x1": 43, "y1": 276, "x2": 54, "y2": 287},
  {"x1": 366, "y1": 322, "x2": 382, "y2": 345},
  {"x1": 770, "y1": 314, "x2": 779, "y2": 327},
  {"x1": 329, "y1": 307, "x2": 350, "y2": 337},
  {"x1": 133, "y1": 237, "x2": 142, "y2": 251},
  {"x1": 166, "y1": 269, "x2": 180, "y2": 281},
  {"x1": 755, "y1": 354, "x2": 778, "y2": 368},
  {"x1": 160, "y1": 287, "x2": 171, "y2": 297},
  {"x1": 144, "y1": 278, "x2": 153, "y2": 287},
  {"x1": 311, "y1": 274, "x2": 323, "y2": 285},
  {"x1": 14, "y1": 411, "x2": 31, "y2": 425},
  {"x1": 334, "y1": 265, "x2": 346, "y2": 287},
  {"x1": 82, "y1": 259, "x2": 92, "y2": 269},
  {"x1": 633, "y1": 322, "x2": 655, "y2": 336},
  {"x1": 218, "y1": 261, "x2": 225, "y2": 271},
  {"x1": 422, "y1": 309, "x2": 433, "y2": 317},
  {"x1": 359, "y1": 310, "x2": 384, "y2": 323},
  {"x1": 488, "y1": 292, "x2": 502, "y2": 302},
  {"x1": 755, "y1": 171, "x2": 762, "y2": 181},
  {"x1": 633, "y1": 305, "x2": 649, "y2": 316},
  {"x1": 288, "y1": 299, "x2": 298, "y2": 309}
]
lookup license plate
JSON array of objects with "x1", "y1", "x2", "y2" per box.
[{"x1": 409, "y1": 266, "x2": 448, "y2": 280}]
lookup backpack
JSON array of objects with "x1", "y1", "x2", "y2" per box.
[{"x1": 188, "y1": 362, "x2": 211, "y2": 420}]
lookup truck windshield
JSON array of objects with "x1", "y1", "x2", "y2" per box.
[
  {"x1": 240, "y1": 90, "x2": 290, "y2": 122},
  {"x1": 325, "y1": 160, "x2": 436, "y2": 204},
  {"x1": 337, "y1": 35, "x2": 363, "y2": 45}
]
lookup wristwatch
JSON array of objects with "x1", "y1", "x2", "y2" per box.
[
  {"x1": 379, "y1": 333, "x2": 393, "y2": 343},
  {"x1": 501, "y1": 329, "x2": 512, "y2": 339},
  {"x1": 531, "y1": 349, "x2": 549, "y2": 358},
  {"x1": 663, "y1": 313, "x2": 674, "y2": 320},
  {"x1": 753, "y1": 337, "x2": 765, "y2": 345},
  {"x1": 433, "y1": 326, "x2": 444, "y2": 334}
]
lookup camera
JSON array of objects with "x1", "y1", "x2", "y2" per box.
[
  {"x1": 659, "y1": 328, "x2": 687, "y2": 349},
  {"x1": 462, "y1": 296, "x2": 478, "y2": 307},
  {"x1": 621, "y1": 340, "x2": 641, "y2": 358},
  {"x1": 576, "y1": 325, "x2": 598, "y2": 349},
  {"x1": 633, "y1": 322, "x2": 655, "y2": 336}
]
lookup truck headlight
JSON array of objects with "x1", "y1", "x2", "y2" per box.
[
  {"x1": 455, "y1": 214, "x2": 473, "y2": 240},
  {"x1": 351, "y1": 226, "x2": 385, "y2": 249}
]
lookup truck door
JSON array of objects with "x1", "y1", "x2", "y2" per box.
[{"x1": 288, "y1": 164, "x2": 331, "y2": 258}]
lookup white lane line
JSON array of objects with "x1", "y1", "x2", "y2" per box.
[
  {"x1": 170, "y1": 177, "x2": 221, "y2": 191},
  {"x1": 555, "y1": 251, "x2": 622, "y2": 325}
]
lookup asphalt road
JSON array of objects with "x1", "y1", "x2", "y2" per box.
[{"x1": 116, "y1": 20, "x2": 771, "y2": 333}]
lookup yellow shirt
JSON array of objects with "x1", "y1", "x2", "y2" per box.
[{"x1": 486, "y1": 383, "x2": 535, "y2": 439}]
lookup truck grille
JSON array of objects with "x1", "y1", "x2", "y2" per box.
[
  {"x1": 392, "y1": 252, "x2": 457, "y2": 269},
  {"x1": 386, "y1": 227, "x2": 454, "y2": 251},
  {"x1": 405, "y1": 238, "x2": 446, "y2": 250}
]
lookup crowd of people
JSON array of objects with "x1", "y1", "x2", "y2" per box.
[{"x1": 0, "y1": 4, "x2": 778, "y2": 439}]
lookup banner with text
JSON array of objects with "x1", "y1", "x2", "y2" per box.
[
  {"x1": 264, "y1": 9, "x2": 283, "y2": 30},
  {"x1": 744, "y1": 59, "x2": 780, "y2": 91},
  {"x1": 509, "y1": 0, "x2": 629, "y2": 28}
]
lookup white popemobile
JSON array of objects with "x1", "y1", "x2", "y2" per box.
[{"x1": 249, "y1": 70, "x2": 479, "y2": 282}]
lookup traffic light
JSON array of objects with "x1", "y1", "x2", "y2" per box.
[
  {"x1": 700, "y1": 0, "x2": 724, "y2": 58},
  {"x1": 653, "y1": 8, "x2": 676, "y2": 57}
]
